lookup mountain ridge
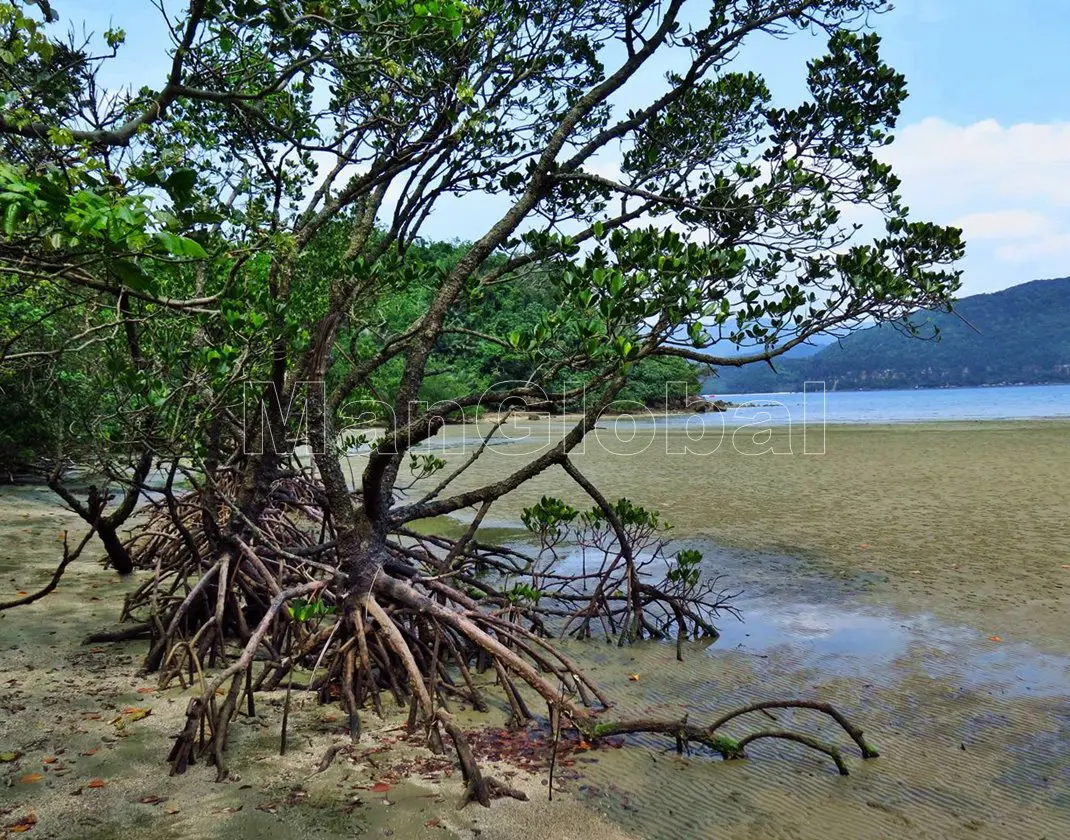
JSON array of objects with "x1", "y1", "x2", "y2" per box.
[{"x1": 706, "y1": 277, "x2": 1070, "y2": 393}]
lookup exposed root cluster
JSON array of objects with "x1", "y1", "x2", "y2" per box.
[{"x1": 97, "y1": 471, "x2": 878, "y2": 806}]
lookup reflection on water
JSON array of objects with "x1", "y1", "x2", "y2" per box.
[
  {"x1": 554, "y1": 593, "x2": 1070, "y2": 840},
  {"x1": 713, "y1": 600, "x2": 1070, "y2": 698}
]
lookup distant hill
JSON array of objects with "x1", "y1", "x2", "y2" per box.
[{"x1": 706, "y1": 277, "x2": 1070, "y2": 393}]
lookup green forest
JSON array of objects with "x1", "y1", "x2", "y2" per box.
[{"x1": 0, "y1": 235, "x2": 700, "y2": 476}]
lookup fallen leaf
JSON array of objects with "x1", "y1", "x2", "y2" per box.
[
  {"x1": 0, "y1": 751, "x2": 20, "y2": 763},
  {"x1": 80, "y1": 747, "x2": 99, "y2": 756},
  {"x1": 857, "y1": 543, "x2": 871, "y2": 550},
  {"x1": 16, "y1": 591, "x2": 28, "y2": 597},
  {"x1": 137, "y1": 795, "x2": 166, "y2": 805},
  {"x1": 211, "y1": 806, "x2": 242, "y2": 814},
  {"x1": 988, "y1": 636, "x2": 1002, "y2": 642},
  {"x1": 165, "y1": 807, "x2": 180, "y2": 815},
  {"x1": 6, "y1": 812, "x2": 37, "y2": 833},
  {"x1": 577, "y1": 740, "x2": 591, "y2": 750},
  {"x1": 86, "y1": 779, "x2": 107, "y2": 789},
  {"x1": 19, "y1": 773, "x2": 43, "y2": 784},
  {"x1": 371, "y1": 782, "x2": 392, "y2": 793},
  {"x1": 135, "y1": 687, "x2": 155, "y2": 694},
  {"x1": 425, "y1": 818, "x2": 442, "y2": 828},
  {"x1": 42, "y1": 757, "x2": 57, "y2": 765},
  {"x1": 627, "y1": 673, "x2": 640, "y2": 682}
]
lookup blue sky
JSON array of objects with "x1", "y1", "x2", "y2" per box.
[{"x1": 69, "y1": 0, "x2": 1070, "y2": 296}]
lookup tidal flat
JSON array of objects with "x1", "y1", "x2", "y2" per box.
[
  {"x1": 2, "y1": 419, "x2": 1069, "y2": 839},
  {"x1": 403, "y1": 417, "x2": 1070, "y2": 648}
]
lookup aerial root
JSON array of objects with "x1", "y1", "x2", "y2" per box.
[
  {"x1": 437, "y1": 710, "x2": 529, "y2": 808},
  {"x1": 153, "y1": 568, "x2": 878, "y2": 792},
  {"x1": 115, "y1": 480, "x2": 877, "y2": 797},
  {"x1": 579, "y1": 699, "x2": 878, "y2": 776}
]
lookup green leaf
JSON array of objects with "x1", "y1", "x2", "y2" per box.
[
  {"x1": 165, "y1": 169, "x2": 197, "y2": 199},
  {"x1": 155, "y1": 231, "x2": 207, "y2": 259},
  {"x1": 111, "y1": 259, "x2": 155, "y2": 293},
  {"x1": 3, "y1": 202, "x2": 21, "y2": 236}
]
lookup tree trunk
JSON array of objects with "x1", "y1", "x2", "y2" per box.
[{"x1": 97, "y1": 523, "x2": 134, "y2": 575}]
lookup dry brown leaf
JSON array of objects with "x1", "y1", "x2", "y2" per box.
[
  {"x1": 80, "y1": 747, "x2": 99, "y2": 756},
  {"x1": 19, "y1": 773, "x2": 43, "y2": 784},
  {"x1": 7, "y1": 811, "x2": 37, "y2": 833},
  {"x1": 42, "y1": 757, "x2": 57, "y2": 765},
  {"x1": 86, "y1": 779, "x2": 106, "y2": 789},
  {"x1": 627, "y1": 673, "x2": 640, "y2": 681},
  {"x1": 988, "y1": 635, "x2": 1002, "y2": 642}
]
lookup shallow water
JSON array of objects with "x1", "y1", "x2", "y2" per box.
[
  {"x1": 707, "y1": 383, "x2": 1070, "y2": 425},
  {"x1": 547, "y1": 590, "x2": 1070, "y2": 840},
  {"x1": 394, "y1": 419, "x2": 1070, "y2": 838},
  {"x1": 714, "y1": 599, "x2": 1070, "y2": 698}
]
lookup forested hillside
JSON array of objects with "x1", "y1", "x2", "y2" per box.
[
  {"x1": 0, "y1": 237, "x2": 699, "y2": 475},
  {"x1": 710, "y1": 277, "x2": 1070, "y2": 392}
]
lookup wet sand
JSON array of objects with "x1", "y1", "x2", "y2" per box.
[
  {"x1": 3, "y1": 419, "x2": 1070, "y2": 838},
  {"x1": 401, "y1": 418, "x2": 1070, "y2": 649},
  {"x1": 0, "y1": 486, "x2": 630, "y2": 840}
]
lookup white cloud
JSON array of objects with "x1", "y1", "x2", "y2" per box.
[
  {"x1": 887, "y1": 118, "x2": 1070, "y2": 207},
  {"x1": 880, "y1": 117, "x2": 1070, "y2": 293},
  {"x1": 949, "y1": 210, "x2": 1055, "y2": 241},
  {"x1": 995, "y1": 234, "x2": 1070, "y2": 264}
]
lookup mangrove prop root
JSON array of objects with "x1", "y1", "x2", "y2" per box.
[
  {"x1": 438, "y1": 710, "x2": 528, "y2": 808},
  {"x1": 581, "y1": 699, "x2": 878, "y2": 776},
  {"x1": 109, "y1": 477, "x2": 877, "y2": 798}
]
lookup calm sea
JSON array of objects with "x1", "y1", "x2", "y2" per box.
[{"x1": 698, "y1": 383, "x2": 1070, "y2": 425}]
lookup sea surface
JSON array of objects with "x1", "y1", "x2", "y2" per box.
[{"x1": 700, "y1": 382, "x2": 1070, "y2": 425}]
